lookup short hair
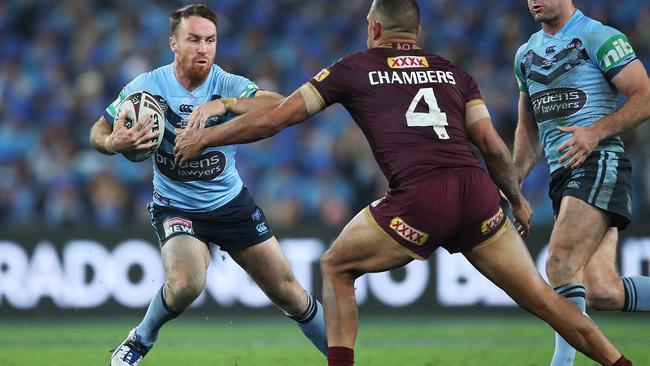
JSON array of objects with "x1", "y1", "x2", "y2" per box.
[
  {"x1": 170, "y1": 4, "x2": 218, "y2": 36},
  {"x1": 373, "y1": 0, "x2": 420, "y2": 34}
]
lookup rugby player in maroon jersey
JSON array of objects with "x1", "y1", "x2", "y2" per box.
[{"x1": 174, "y1": 1, "x2": 632, "y2": 365}]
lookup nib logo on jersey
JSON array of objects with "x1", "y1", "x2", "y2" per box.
[
  {"x1": 155, "y1": 150, "x2": 226, "y2": 182},
  {"x1": 530, "y1": 87, "x2": 587, "y2": 123}
]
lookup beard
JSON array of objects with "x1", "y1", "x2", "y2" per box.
[{"x1": 185, "y1": 62, "x2": 211, "y2": 85}]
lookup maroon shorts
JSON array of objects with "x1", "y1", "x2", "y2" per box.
[{"x1": 367, "y1": 167, "x2": 509, "y2": 259}]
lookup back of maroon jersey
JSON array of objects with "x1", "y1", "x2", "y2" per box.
[{"x1": 308, "y1": 43, "x2": 484, "y2": 188}]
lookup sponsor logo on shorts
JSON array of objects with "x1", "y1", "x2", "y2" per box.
[
  {"x1": 313, "y1": 69, "x2": 330, "y2": 82},
  {"x1": 256, "y1": 222, "x2": 269, "y2": 234},
  {"x1": 481, "y1": 208, "x2": 505, "y2": 235},
  {"x1": 390, "y1": 217, "x2": 428, "y2": 245},
  {"x1": 251, "y1": 208, "x2": 262, "y2": 221},
  {"x1": 163, "y1": 217, "x2": 194, "y2": 237},
  {"x1": 567, "y1": 181, "x2": 581, "y2": 190},
  {"x1": 387, "y1": 56, "x2": 429, "y2": 69}
]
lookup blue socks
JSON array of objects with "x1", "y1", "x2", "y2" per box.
[
  {"x1": 551, "y1": 283, "x2": 586, "y2": 366},
  {"x1": 135, "y1": 285, "x2": 180, "y2": 347},
  {"x1": 288, "y1": 292, "x2": 328, "y2": 356},
  {"x1": 622, "y1": 276, "x2": 650, "y2": 312}
]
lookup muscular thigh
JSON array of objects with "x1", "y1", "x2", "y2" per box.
[
  {"x1": 464, "y1": 222, "x2": 553, "y2": 308},
  {"x1": 548, "y1": 196, "x2": 610, "y2": 272},
  {"x1": 229, "y1": 237, "x2": 298, "y2": 293},
  {"x1": 161, "y1": 234, "x2": 211, "y2": 282},
  {"x1": 325, "y1": 208, "x2": 413, "y2": 275},
  {"x1": 584, "y1": 227, "x2": 620, "y2": 286}
]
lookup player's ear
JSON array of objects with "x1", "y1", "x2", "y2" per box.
[
  {"x1": 169, "y1": 35, "x2": 177, "y2": 53},
  {"x1": 416, "y1": 25, "x2": 421, "y2": 38},
  {"x1": 372, "y1": 20, "x2": 382, "y2": 41}
]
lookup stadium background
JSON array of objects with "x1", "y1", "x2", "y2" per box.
[{"x1": 1, "y1": 1, "x2": 649, "y2": 365}]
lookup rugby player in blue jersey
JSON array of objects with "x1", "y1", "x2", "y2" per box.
[
  {"x1": 89, "y1": 4, "x2": 327, "y2": 366},
  {"x1": 514, "y1": 1, "x2": 650, "y2": 365}
]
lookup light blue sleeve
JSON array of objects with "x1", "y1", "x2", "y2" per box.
[
  {"x1": 584, "y1": 22, "x2": 637, "y2": 80},
  {"x1": 102, "y1": 73, "x2": 150, "y2": 126},
  {"x1": 220, "y1": 71, "x2": 259, "y2": 99},
  {"x1": 513, "y1": 43, "x2": 529, "y2": 93}
]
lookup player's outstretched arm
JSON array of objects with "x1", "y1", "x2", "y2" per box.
[
  {"x1": 466, "y1": 103, "x2": 531, "y2": 237},
  {"x1": 174, "y1": 89, "x2": 311, "y2": 165},
  {"x1": 557, "y1": 60, "x2": 650, "y2": 168},
  {"x1": 186, "y1": 90, "x2": 285, "y2": 129},
  {"x1": 513, "y1": 92, "x2": 542, "y2": 184}
]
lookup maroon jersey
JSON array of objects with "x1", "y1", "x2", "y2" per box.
[{"x1": 308, "y1": 43, "x2": 484, "y2": 189}]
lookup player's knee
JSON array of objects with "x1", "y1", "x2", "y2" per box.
[
  {"x1": 320, "y1": 248, "x2": 342, "y2": 278},
  {"x1": 166, "y1": 276, "x2": 204, "y2": 308},
  {"x1": 545, "y1": 253, "x2": 579, "y2": 284},
  {"x1": 319, "y1": 249, "x2": 334, "y2": 275}
]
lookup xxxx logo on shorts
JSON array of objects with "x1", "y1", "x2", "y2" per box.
[
  {"x1": 480, "y1": 208, "x2": 505, "y2": 235},
  {"x1": 387, "y1": 56, "x2": 429, "y2": 69},
  {"x1": 390, "y1": 217, "x2": 429, "y2": 245},
  {"x1": 163, "y1": 217, "x2": 194, "y2": 238}
]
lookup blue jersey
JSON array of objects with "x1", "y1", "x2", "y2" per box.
[
  {"x1": 104, "y1": 63, "x2": 259, "y2": 211},
  {"x1": 514, "y1": 10, "x2": 637, "y2": 173}
]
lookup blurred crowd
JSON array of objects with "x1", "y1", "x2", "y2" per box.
[{"x1": 1, "y1": 0, "x2": 649, "y2": 230}]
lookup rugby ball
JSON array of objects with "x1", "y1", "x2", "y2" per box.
[{"x1": 114, "y1": 91, "x2": 165, "y2": 162}]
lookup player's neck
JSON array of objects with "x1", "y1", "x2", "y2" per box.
[
  {"x1": 173, "y1": 63, "x2": 207, "y2": 92},
  {"x1": 374, "y1": 37, "x2": 418, "y2": 49},
  {"x1": 541, "y1": 7, "x2": 576, "y2": 35}
]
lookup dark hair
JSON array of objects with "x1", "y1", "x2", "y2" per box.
[
  {"x1": 374, "y1": 0, "x2": 420, "y2": 34},
  {"x1": 170, "y1": 4, "x2": 218, "y2": 36}
]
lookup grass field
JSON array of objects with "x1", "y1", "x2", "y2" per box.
[{"x1": 0, "y1": 313, "x2": 647, "y2": 365}]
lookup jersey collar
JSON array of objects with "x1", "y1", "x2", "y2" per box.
[{"x1": 543, "y1": 9, "x2": 584, "y2": 38}]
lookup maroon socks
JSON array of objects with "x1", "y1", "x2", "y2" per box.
[
  {"x1": 611, "y1": 355, "x2": 633, "y2": 366},
  {"x1": 327, "y1": 346, "x2": 354, "y2": 366}
]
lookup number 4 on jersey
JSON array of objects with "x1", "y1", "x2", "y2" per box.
[{"x1": 405, "y1": 87, "x2": 449, "y2": 139}]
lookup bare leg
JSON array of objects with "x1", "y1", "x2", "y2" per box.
[
  {"x1": 161, "y1": 235, "x2": 211, "y2": 311},
  {"x1": 230, "y1": 237, "x2": 307, "y2": 315},
  {"x1": 547, "y1": 197, "x2": 610, "y2": 287},
  {"x1": 230, "y1": 237, "x2": 327, "y2": 355},
  {"x1": 320, "y1": 209, "x2": 412, "y2": 348},
  {"x1": 584, "y1": 228, "x2": 625, "y2": 310},
  {"x1": 464, "y1": 223, "x2": 622, "y2": 366}
]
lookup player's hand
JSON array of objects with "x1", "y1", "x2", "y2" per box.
[
  {"x1": 174, "y1": 128, "x2": 204, "y2": 165},
  {"x1": 111, "y1": 112, "x2": 159, "y2": 153},
  {"x1": 556, "y1": 125, "x2": 600, "y2": 169},
  {"x1": 186, "y1": 100, "x2": 227, "y2": 129},
  {"x1": 509, "y1": 197, "x2": 532, "y2": 239}
]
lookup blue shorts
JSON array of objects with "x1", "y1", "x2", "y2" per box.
[
  {"x1": 549, "y1": 151, "x2": 632, "y2": 230},
  {"x1": 148, "y1": 187, "x2": 274, "y2": 251}
]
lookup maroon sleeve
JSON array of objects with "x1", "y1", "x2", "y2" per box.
[
  {"x1": 307, "y1": 56, "x2": 356, "y2": 107},
  {"x1": 458, "y1": 68, "x2": 483, "y2": 103}
]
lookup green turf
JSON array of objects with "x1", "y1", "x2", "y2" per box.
[{"x1": 0, "y1": 313, "x2": 647, "y2": 365}]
